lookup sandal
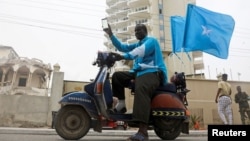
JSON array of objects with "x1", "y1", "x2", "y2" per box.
[{"x1": 126, "y1": 132, "x2": 149, "y2": 141}]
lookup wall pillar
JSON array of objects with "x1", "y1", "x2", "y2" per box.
[{"x1": 47, "y1": 63, "x2": 64, "y2": 127}]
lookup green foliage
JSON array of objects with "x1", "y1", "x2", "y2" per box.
[{"x1": 189, "y1": 114, "x2": 202, "y2": 129}]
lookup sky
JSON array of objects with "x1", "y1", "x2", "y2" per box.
[
  {"x1": 0, "y1": 0, "x2": 107, "y2": 81},
  {"x1": 0, "y1": 0, "x2": 249, "y2": 82}
]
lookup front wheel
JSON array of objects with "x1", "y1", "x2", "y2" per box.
[
  {"x1": 55, "y1": 105, "x2": 91, "y2": 140},
  {"x1": 154, "y1": 118, "x2": 182, "y2": 140}
]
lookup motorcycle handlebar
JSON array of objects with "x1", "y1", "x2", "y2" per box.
[
  {"x1": 92, "y1": 61, "x2": 97, "y2": 66},
  {"x1": 92, "y1": 51, "x2": 123, "y2": 68}
]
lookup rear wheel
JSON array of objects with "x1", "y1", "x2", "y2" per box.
[
  {"x1": 154, "y1": 118, "x2": 182, "y2": 140},
  {"x1": 55, "y1": 105, "x2": 91, "y2": 140}
]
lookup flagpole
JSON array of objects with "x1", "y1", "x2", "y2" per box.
[
  {"x1": 230, "y1": 68, "x2": 233, "y2": 80},
  {"x1": 208, "y1": 65, "x2": 211, "y2": 79},
  {"x1": 173, "y1": 54, "x2": 175, "y2": 73},
  {"x1": 180, "y1": 52, "x2": 184, "y2": 74}
]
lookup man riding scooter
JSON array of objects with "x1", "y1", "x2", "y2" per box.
[{"x1": 103, "y1": 23, "x2": 168, "y2": 141}]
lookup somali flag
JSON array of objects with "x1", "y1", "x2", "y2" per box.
[
  {"x1": 183, "y1": 4, "x2": 235, "y2": 59},
  {"x1": 170, "y1": 16, "x2": 185, "y2": 53}
]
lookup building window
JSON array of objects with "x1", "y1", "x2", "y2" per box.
[
  {"x1": 18, "y1": 77, "x2": 27, "y2": 87},
  {"x1": 135, "y1": 19, "x2": 148, "y2": 25}
]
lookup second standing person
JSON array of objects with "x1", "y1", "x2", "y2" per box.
[
  {"x1": 215, "y1": 73, "x2": 233, "y2": 125},
  {"x1": 235, "y1": 86, "x2": 250, "y2": 125}
]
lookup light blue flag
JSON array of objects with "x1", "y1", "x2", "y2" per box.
[
  {"x1": 170, "y1": 16, "x2": 185, "y2": 53},
  {"x1": 170, "y1": 16, "x2": 192, "y2": 61},
  {"x1": 183, "y1": 4, "x2": 235, "y2": 59}
]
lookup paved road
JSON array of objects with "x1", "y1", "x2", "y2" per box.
[{"x1": 0, "y1": 127, "x2": 207, "y2": 141}]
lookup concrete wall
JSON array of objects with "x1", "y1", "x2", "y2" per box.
[
  {"x1": 63, "y1": 80, "x2": 88, "y2": 94},
  {"x1": 0, "y1": 77, "x2": 249, "y2": 128},
  {"x1": 186, "y1": 79, "x2": 250, "y2": 127},
  {"x1": 0, "y1": 95, "x2": 49, "y2": 127}
]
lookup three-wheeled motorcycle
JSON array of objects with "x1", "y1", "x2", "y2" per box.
[{"x1": 54, "y1": 51, "x2": 190, "y2": 140}]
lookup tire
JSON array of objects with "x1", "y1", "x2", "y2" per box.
[
  {"x1": 55, "y1": 105, "x2": 91, "y2": 140},
  {"x1": 153, "y1": 118, "x2": 182, "y2": 140}
]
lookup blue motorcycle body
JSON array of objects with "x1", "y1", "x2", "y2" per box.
[{"x1": 59, "y1": 91, "x2": 99, "y2": 118}]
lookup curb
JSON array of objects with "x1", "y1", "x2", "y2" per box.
[{"x1": 0, "y1": 127, "x2": 207, "y2": 137}]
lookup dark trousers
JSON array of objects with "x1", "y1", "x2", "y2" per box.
[
  {"x1": 112, "y1": 71, "x2": 161, "y2": 124},
  {"x1": 239, "y1": 107, "x2": 250, "y2": 124}
]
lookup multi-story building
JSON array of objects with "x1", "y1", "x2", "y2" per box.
[
  {"x1": 0, "y1": 45, "x2": 52, "y2": 96},
  {"x1": 104, "y1": 0, "x2": 204, "y2": 78}
]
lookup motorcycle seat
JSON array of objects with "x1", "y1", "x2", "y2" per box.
[
  {"x1": 128, "y1": 80, "x2": 176, "y2": 94},
  {"x1": 156, "y1": 83, "x2": 176, "y2": 93}
]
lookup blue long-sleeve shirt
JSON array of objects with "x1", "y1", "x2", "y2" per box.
[{"x1": 110, "y1": 35, "x2": 168, "y2": 85}]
